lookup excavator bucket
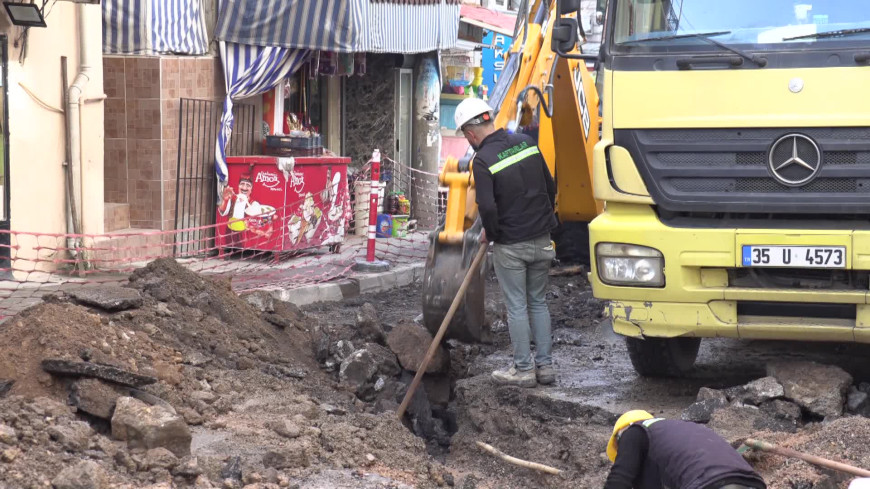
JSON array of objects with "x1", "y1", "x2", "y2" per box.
[
  {"x1": 421, "y1": 223, "x2": 489, "y2": 344},
  {"x1": 421, "y1": 156, "x2": 489, "y2": 343}
]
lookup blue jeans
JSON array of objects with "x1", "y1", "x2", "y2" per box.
[{"x1": 492, "y1": 234, "x2": 555, "y2": 371}]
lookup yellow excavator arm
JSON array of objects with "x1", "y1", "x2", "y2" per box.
[
  {"x1": 438, "y1": 0, "x2": 602, "y2": 245},
  {"x1": 423, "y1": 0, "x2": 602, "y2": 343}
]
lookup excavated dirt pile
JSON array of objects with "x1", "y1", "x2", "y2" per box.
[
  {"x1": 0, "y1": 258, "x2": 450, "y2": 489},
  {"x1": 683, "y1": 361, "x2": 870, "y2": 489},
  {"x1": 752, "y1": 416, "x2": 870, "y2": 489}
]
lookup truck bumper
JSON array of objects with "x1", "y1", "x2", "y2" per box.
[{"x1": 589, "y1": 203, "x2": 870, "y2": 344}]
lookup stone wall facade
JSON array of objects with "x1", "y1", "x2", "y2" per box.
[{"x1": 344, "y1": 54, "x2": 397, "y2": 168}]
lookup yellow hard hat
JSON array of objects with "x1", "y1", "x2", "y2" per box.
[{"x1": 606, "y1": 410, "x2": 654, "y2": 462}]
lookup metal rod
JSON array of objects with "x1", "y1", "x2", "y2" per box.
[
  {"x1": 182, "y1": 99, "x2": 195, "y2": 254},
  {"x1": 193, "y1": 99, "x2": 202, "y2": 255},
  {"x1": 205, "y1": 100, "x2": 217, "y2": 253},
  {"x1": 206, "y1": 101, "x2": 218, "y2": 252},
  {"x1": 397, "y1": 242, "x2": 488, "y2": 420},
  {"x1": 173, "y1": 99, "x2": 184, "y2": 256},
  {"x1": 60, "y1": 56, "x2": 81, "y2": 272}
]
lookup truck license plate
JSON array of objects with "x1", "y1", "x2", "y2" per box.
[{"x1": 741, "y1": 246, "x2": 846, "y2": 268}]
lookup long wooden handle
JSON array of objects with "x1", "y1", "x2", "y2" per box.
[
  {"x1": 397, "y1": 242, "x2": 488, "y2": 420},
  {"x1": 745, "y1": 438, "x2": 870, "y2": 477},
  {"x1": 476, "y1": 441, "x2": 562, "y2": 475}
]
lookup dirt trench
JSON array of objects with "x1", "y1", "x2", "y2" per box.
[{"x1": 306, "y1": 265, "x2": 870, "y2": 489}]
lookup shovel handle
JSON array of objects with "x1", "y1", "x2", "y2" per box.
[
  {"x1": 397, "y1": 242, "x2": 488, "y2": 420},
  {"x1": 745, "y1": 438, "x2": 870, "y2": 478}
]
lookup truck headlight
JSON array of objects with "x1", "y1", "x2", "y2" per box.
[{"x1": 596, "y1": 243, "x2": 665, "y2": 287}]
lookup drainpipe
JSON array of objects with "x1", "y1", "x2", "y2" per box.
[{"x1": 65, "y1": 3, "x2": 95, "y2": 263}]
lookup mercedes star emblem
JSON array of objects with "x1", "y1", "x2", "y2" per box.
[
  {"x1": 789, "y1": 77, "x2": 804, "y2": 93},
  {"x1": 768, "y1": 133, "x2": 822, "y2": 187}
]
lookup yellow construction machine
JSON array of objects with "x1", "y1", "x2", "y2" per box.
[{"x1": 421, "y1": 0, "x2": 602, "y2": 342}]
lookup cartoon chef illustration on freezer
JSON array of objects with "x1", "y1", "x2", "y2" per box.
[
  {"x1": 219, "y1": 172, "x2": 275, "y2": 245},
  {"x1": 287, "y1": 192, "x2": 323, "y2": 245},
  {"x1": 324, "y1": 169, "x2": 347, "y2": 240}
]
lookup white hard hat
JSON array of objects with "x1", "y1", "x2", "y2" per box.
[{"x1": 454, "y1": 98, "x2": 494, "y2": 134}]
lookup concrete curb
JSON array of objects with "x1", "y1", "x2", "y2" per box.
[{"x1": 268, "y1": 263, "x2": 425, "y2": 306}]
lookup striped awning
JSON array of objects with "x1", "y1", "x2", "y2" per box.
[
  {"x1": 215, "y1": 43, "x2": 310, "y2": 183},
  {"x1": 370, "y1": 0, "x2": 460, "y2": 3},
  {"x1": 359, "y1": 1, "x2": 459, "y2": 53},
  {"x1": 216, "y1": 0, "x2": 459, "y2": 54},
  {"x1": 102, "y1": 0, "x2": 208, "y2": 55},
  {"x1": 216, "y1": 0, "x2": 357, "y2": 52}
]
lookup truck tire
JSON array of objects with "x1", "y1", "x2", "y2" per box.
[
  {"x1": 625, "y1": 336, "x2": 701, "y2": 377},
  {"x1": 552, "y1": 221, "x2": 590, "y2": 266}
]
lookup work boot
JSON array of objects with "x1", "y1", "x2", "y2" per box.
[
  {"x1": 491, "y1": 366, "x2": 536, "y2": 388},
  {"x1": 536, "y1": 365, "x2": 556, "y2": 385}
]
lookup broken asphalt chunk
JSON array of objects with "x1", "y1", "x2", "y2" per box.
[
  {"x1": 262, "y1": 364, "x2": 307, "y2": 380},
  {"x1": 68, "y1": 286, "x2": 143, "y2": 312},
  {"x1": 263, "y1": 313, "x2": 295, "y2": 329},
  {"x1": 41, "y1": 359, "x2": 157, "y2": 388},
  {"x1": 767, "y1": 361, "x2": 853, "y2": 418}
]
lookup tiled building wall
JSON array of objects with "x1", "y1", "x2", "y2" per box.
[{"x1": 104, "y1": 56, "x2": 225, "y2": 231}]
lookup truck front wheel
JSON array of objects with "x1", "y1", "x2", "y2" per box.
[{"x1": 625, "y1": 336, "x2": 701, "y2": 377}]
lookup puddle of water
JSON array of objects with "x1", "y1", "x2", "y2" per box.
[{"x1": 289, "y1": 469, "x2": 415, "y2": 489}]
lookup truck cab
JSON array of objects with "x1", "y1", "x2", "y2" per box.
[{"x1": 587, "y1": 0, "x2": 870, "y2": 376}]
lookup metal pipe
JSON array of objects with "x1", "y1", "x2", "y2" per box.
[
  {"x1": 66, "y1": 3, "x2": 96, "y2": 264},
  {"x1": 61, "y1": 57, "x2": 76, "y2": 259}
]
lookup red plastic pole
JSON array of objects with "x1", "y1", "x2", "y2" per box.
[{"x1": 366, "y1": 149, "x2": 381, "y2": 262}]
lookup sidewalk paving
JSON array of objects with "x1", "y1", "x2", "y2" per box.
[{"x1": 0, "y1": 232, "x2": 432, "y2": 319}]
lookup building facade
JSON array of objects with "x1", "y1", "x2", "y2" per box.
[{"x1": 1, "y1": 3, "x2": 104, "y2": 273}]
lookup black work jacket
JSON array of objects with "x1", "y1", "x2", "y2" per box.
[
  {"x1": 604, "y1": 420, "x2": 767, "y2": 489},
  {"x1": 471, "y1": 129, "x2": 557, "y2": 244}
]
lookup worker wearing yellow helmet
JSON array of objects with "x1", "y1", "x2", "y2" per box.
[{"x1": 604, "y1": 410, "x2": 767, "y2": 489}]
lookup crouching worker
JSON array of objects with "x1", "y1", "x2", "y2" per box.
[{"x1": 604, "y1": 410, "x2": 767, "y2": 489}]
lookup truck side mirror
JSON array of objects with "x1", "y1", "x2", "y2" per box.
[
  {"x1": 552, "y1": 18, "x2": 579, "y2": 53},
  {"x1": 559, "y1": 0, "x2": 580, "y2": 15}
]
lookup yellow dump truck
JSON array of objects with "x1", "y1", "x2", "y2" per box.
[{"x1": 586, "y1": 0, "x2": 870, "y2": 376}]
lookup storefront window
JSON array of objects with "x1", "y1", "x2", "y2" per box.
[{"x1": 284, "y1": 73, "x2": 326, "y2": 136}]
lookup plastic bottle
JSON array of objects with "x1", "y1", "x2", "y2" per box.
[{"x1": 387, "y1": 192, "x2": 400, "y2": 214}]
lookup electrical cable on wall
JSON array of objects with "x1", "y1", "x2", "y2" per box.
[{"x1": 15, "y1": 0, "x2": 59, "y2": 64}]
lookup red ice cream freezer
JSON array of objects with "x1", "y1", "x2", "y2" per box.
[{"x1": 216, "y1": 155, "x2": 350, "y2": 253}]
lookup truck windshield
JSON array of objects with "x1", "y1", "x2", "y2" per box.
[{"x1": 611, "y1": 0, "x2": 870, "y2": 51}]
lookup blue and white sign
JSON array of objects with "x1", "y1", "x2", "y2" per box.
[{"x1": 481, "y1": 30, "x2": 513, "y2": 92}]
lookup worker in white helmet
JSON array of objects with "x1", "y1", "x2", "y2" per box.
[{"x1": 454, "y1": 97, "x2": 558, "y2": 388}]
